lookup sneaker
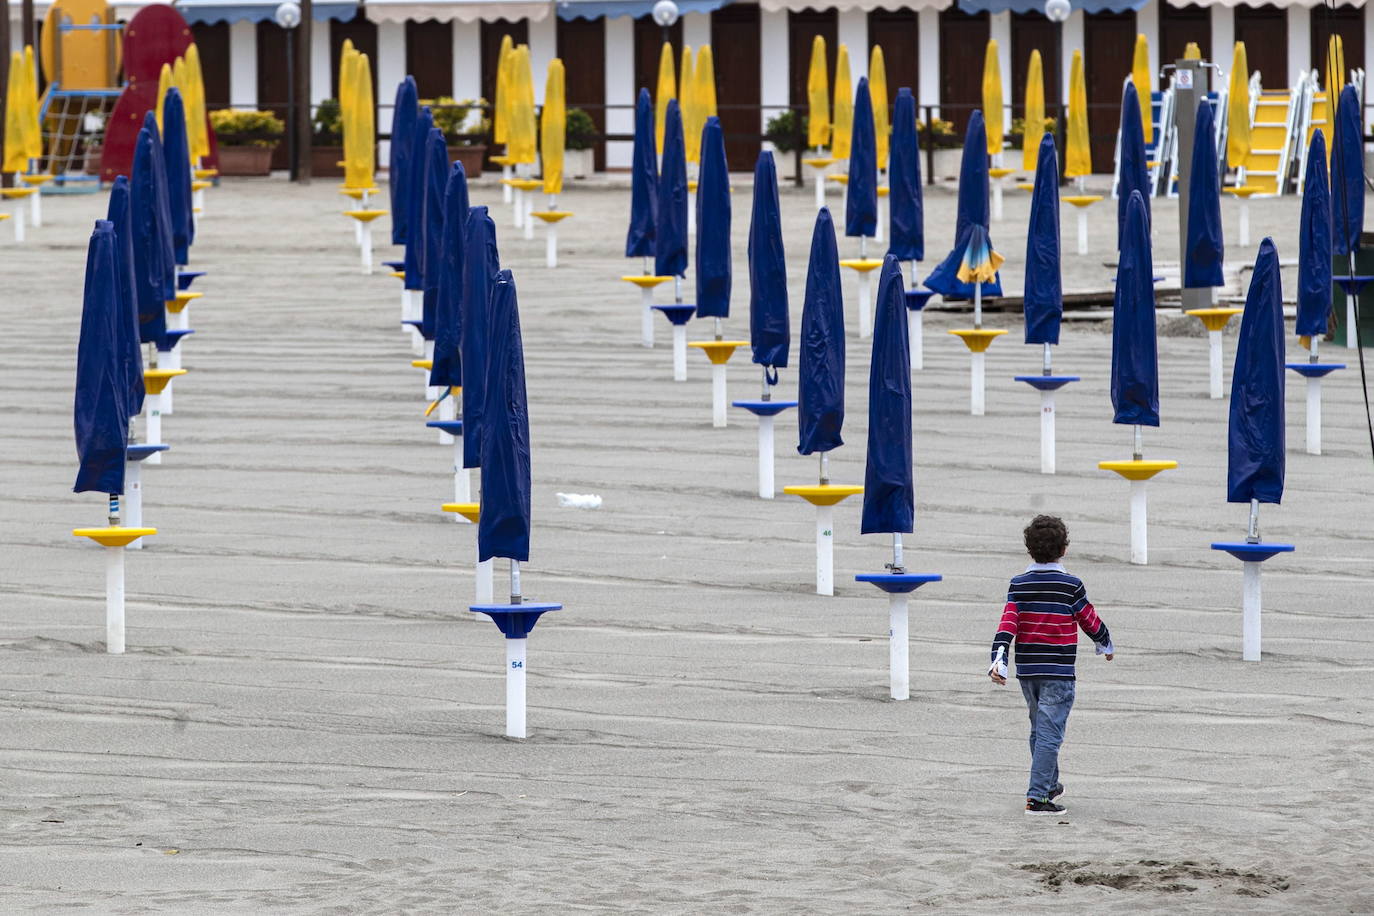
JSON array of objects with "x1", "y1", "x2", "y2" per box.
[
  {"x1": 1025, "y1": 798, "x2": 1068, "y2": 816},
  {"x1": 1049, "y1": 783, "x2": 1064, "y2": 801}
]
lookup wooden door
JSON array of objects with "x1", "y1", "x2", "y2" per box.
[
  {"x1": 481, "y1": 19, "x2": 529, "y2": 109},
  {"x1": 633, "y1": 15, "x2": 681, "y2": 99},
  {"x1": 1312, "y1": 6, "x2": 1365, "y2": 82},
  {"x1": 868, "y1": 10, "x2": 918, "y2": 99},
  {"x1": 557, "y1": 15, "x2": 606, "y2": 170},
  {"x1": 190, "y1": 22, "x2": 230, "y2": 108},
  {"x1": 331, "y1": 11, "x2": 378, "y2": 99},
  {"x1": 1084, "y1": 10, "x2": 1136, "y2": 170},
  {"x1": 1235, "y1": 5, "x2": 1288, "y2": 89},
  {"x1": 938, "y1": 8, "x2": 988, "y2": 136},
  {"x1": 1011, "y1": 13, "x2": 1059, "y2": 120},
  {"x1": 712, "y1": 2, "x2": 761, "y2": 170},
  {"x1": 1159, "y1": 3, "x2": 1210, "y2": 68},
  {"x1": 256, "y1": 20, "x2": 292, "y2": 169},
  {"x1": 788, "y1": 9, "x2": 836, "y2": 108},
  {"x1": 406, "y1": 21, "x2": 453, "y2": 99}
]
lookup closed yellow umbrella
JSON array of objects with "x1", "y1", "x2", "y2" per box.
[
  {"x1": 680, "y1": 44, "x2": 698, "y2": 163},
  {"x1": 1183, "y1": 42, "x2": 1202, "y2": 60},
  {"x1": 1065, "y1": 49, "x2": 1091, "y2": 178},
  {"x1": 509, "y1": 45, "x2": 537, "y2": 164},
  {"x1": 22, "y1": 44, "x2": 41, "y2": 162},
  {"x1": 3, "y1": 51, "x2": 27, "y2": 171},
  {"x1": 172, "y1": 56, "x2": 193, "y2": 153},
  {"x1": 1022, "y1": 49, "x2": 1045, "y2": 171},
  {"x1": 494, "y1": 34, "x2": 514, "y2": 147},
  {"x1": 1325, "y1": 34, "x2": 1345, "y2": 139},
  {"x1": 541, "y1": 57, "x2": 565, "y2": 196},
  {"x1": 982, "y1": 39, "x2": 1002, "y2": 155},
  {"x1": 806, "y1": 35, "x2": 829, "y2": 149},
  {"x1": 1227, "y1": 41, "x2": 1251, "y2": 169},
  {"x1": 184, "y1": 43, "x2": 211, "y2": 160},
  {"x1": 1132, "y1": 33, "x2": 1151, "y2": 144},
  {"x1": 155, "y1": 62, "x2": 173, "y2": 134},
  {"x1": 340, "y1": 45, "x2": 359, "y2": 182},
  {"x1": 655, "y1": 41, "x2": 676, "y2": 155},
  {"x1": 344, "y1": 52, "x2": 375, "y2": 189},
  {"x1": 831, "y1": 43, "x2": 853, "y2": 159},
  {"x1": 869, "y1": 44, "x2": 889, "y2": 170},
  {"x1": 696, "y1": 45, "x2": 717, "y2": 122}
]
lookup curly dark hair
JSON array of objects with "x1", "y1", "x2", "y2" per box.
[{"x1": 1024, "y1": 515, "x2": 1069, "y2": 564}]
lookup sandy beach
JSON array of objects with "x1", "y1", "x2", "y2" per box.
[{"x1": 1, "y1": 173, "x2": 1372, "y2": 913}]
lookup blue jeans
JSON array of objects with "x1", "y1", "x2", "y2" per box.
[{"x1": 1020, "y1": 677, "x2": 1076, "y2": 801}]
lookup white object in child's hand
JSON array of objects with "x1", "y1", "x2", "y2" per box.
[
  {"x1": 556, "y1": 492, "x2": 603, "y2": 509},
  {"x1": 1096, "y1": 640, "x2": 1115, "y2": 656},
  {"x1": 989, "y1": 645, "x2": 1008, "y2": 682}
]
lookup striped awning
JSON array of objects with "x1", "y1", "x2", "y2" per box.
[
  {"x1": 759, "y1": 0, "x2": 950, "y2": 11},
  {"x1": 363, "y1": 0, "x2": 551, "y2": 22},
  {"x1": 176, "y1": 0, "x2": 360, "y2": 23},
  {"x1": 957, "y1": 0, "x2": 1146, "y2": 12},
  {"x1": 1166, "y1": 0, "x2": 1362, "y2": 6},
  {"x1": 556, "y1": 0, "x2": 731, "y2": 19}
]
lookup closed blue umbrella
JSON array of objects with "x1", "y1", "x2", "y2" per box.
[
  {"x1": 748, "y1": 150, "x2": 789, "y2": 379},
  {"x1": 1228, "y1": 238, "x2": 1285, "y2": 504},
  {"x1": 73, "y1": 221, "x2": 129, "y2": 495},
  {"x1": 887, "y1": 87, "x2": 923, "y2": 263},
  {"x1": 389, "y1": 76, "x2": 419, "y2": 245},
  {"x1": 1296, "y1": 131, "x2": 1332, "y2": 337},
  {"x1": 924, "y1": 110, "x2": 1002, "y2": 298},
  {"x1": 1332, "y1": 84, "x2": 1364, "y2": 258},
  {"x1": 403, "y1": 106, "x2": 435, "y2": 294},
  {"x1": 1024, "y1": 133, "x2": 1062, "y2": 345},
  {"x1": 130, "y1": 121, "x2": 174, "y2": 349},
  {"x1": 420, "y1": 126, "x2": 449, "y2": 341},
  {"x1": 798, "y1": 207, "x2": 845, "y2": 455},
  {"x1": 625, "y1": 87, "x2": 657, "y2": 260},
  {"x1": 106, "y1": 176, "x2": 145, "y2": 419},
  {"x1": 161, "y1": 87, "x2": 195, "y2": 265},
  {"x1": 1116, "y1": 82, "x2": 1151, "y2": 247},
  {"x1": 1183, "y1": 99, "x2": 1223, "y2": 289},
  {"x1": 860, "y1": 255, "x2": 913, "y2": 535},
  {"x1": 694, "y1": 116, "x2": 730, "y2": 318},
  {"x1": 461, "y1": 206, "x2": 500, "y2": 470},
  {"x1": 1111, "y1": 190, "x2": 1159, "y2": 427},
  {"x1": 655, "y1": 98, "x2": 688, "y2": 279},
  {"x1": 478, "y1": 270, "x2": 531, "y2": 563},
  {"x1": 430, "y1": 162, "x2": 469, "y2": 389},
  {"x1": 846, "y1": 77, "x2": 878, "y2": 239}
]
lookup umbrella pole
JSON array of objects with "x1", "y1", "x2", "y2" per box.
[
  {"x1": 1346, "y1": 287, "x2": 1358, "y2": 351},
  {"x1": 876, "y1": 192, "x2": 886, "y2": 244},
  {"x1": 757, "y1": 368, "x2": 775, "y2": 499},
  {"x1": 1238, "y1": 199, "x2": 1250, "y2": 247},
  {"x1": 814, "y1": 148, "x2": 826, "y2": 210},
  {"x1": 106, "y1": 495, "x2": 125, "y2": 654},
  {"x1": 858, "y1": 237, "x2": 872, "y2": 339},
  {"x1": 502, "y1": 164, "x2": 513, "y2": 203},
  {"x1": 1128, "y1": 425, "x2": 1147, "y2": 564},
  {"x1": 1208, "y1": 329, "x2": 1224, "y2": 399},
  {"x1": 969, "y1": 284, "x2": 985, "y2": 416},
  {"x1": 360, "y1": 221, "x2": 373, "y2": 275},
  {"x1": 1306, "y1": 337, "x2": 1323, "y2": 455},
  {"x1": 641, "y1": 287, "x2": 655, "y2": 349},
  {"x1": 437, "y1": 390, "x2": 456, "y2": 444},
  {"x1": 908, "y1": 262, "x2": 923, "y2": 371},
  {"x1": 523, "y1": 192, "x2": 534, "y2": 241},
  {"x1": 126, "y1": 462, "x2": 144, "y2": 550},
  {"x1": 1076, "y1": 209, "x2": 1088, "y2": 256},
  {"x1": 475, "y1": 545, "x2": 494, "y2": 605},
  {"x1": 1037, "y1": 344, "x2": 1055, "y2": 474},
  {"x1": 144, "y1": 391, "x2": 164, "y2": 465},
  {"x1": 451, "y1": 439, "x2": 471, "y2": 513},
  {"x1": 889, "y1": 533, "x2": 908, "y2": 700}
]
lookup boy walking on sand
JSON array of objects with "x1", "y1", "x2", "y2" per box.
[{"x1": 988, "y1": 516, "x2": 1114, "y2": 815}]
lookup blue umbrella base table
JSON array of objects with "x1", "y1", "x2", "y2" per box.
[
  {"x1": 839, "y1": 258, "x2": 884, "y2": 339},
  {"x1": 688, "y1": 340, "x2": 749, "y2": 427},
  {"x1": 1287, "y1": 362, "x2": 1346, "y2": 455},
  {"x1": 177, "y1": 270, "x2": 205, "y2": 291},
  {"x1": 784, "y1": 485, "x2": 863, "y2": 595},
  {"x1": 73, "y1": 526, "x2": 158, "y2": 654},
  {"x1": 428, "y1": 418, "x2": 471, "y2": 499},
  {"x1": 423, "y1": 386, "x2": 461, "y2": 443},
  {"x1": 124, "y1": 443, "x2": 170, "y2": 550},
  {"x1": 1099, "y1": 459, "x2": 1179, "y2": 565},
  {"x1": 652, "y1": 304, "x2": 697, "y2": 381},
  {"x1": 734, "y1": 399, "x2": 799, "y2": 498},
  {"x1": 855, "y1": 572, "x2": 942, "y2": 700},
  {"x1": 442, "y1": 503, "x2": 493, "y2": 604},
  {"x1": 1184, "y1": 308, "x2": 1243, "y2": 398},
  {"x1": 471, "y1": 602, "x2": 563, "y2": 738},
  {"x1": 1014, "y1": 375, "x2": 1080, "y2": 474},
  {"x1": 141, "y1": 369, "x2": 186, "y2": 464},
  {"x1": 1210, "y1": 541, "x2": 1295, "y2": 661},
  {"x1": 905, "y1": 288, "x2": 935, "y2": 370},
  {"x1": 949, "y1": 329, "x2": 1008, "y2": 416},
  {"x1": 621, "y1": 275, "x2": 674, "y2": 348}
]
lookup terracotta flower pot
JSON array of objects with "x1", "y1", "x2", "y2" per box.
[
  {"x1": 311, "y1": 145, "x2": 345, "y2": 178},
  {"x1": 217, "y1": 144, "x2": 277, "y2": 176},
  {"x1": 450, "y1": 144, "x2": 485, "y2": 176}
]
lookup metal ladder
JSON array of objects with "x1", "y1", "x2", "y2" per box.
[{"x1": 1239, "y1": 73, "x2": 1300, "y2": 196}]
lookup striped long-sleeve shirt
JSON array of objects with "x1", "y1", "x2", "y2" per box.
[{"x1": 990, "y1": 563, "x2": 1111, "y2": 680}]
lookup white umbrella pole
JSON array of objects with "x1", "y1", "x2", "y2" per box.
[
  {"x1": 106, "y1": 544, "x2": 125, "y2": 654},
  {"x1": 1076, "y1": 210, "x2": 1088, "y2": 255},
  {"x1": 971, "y1": 352, "x2": 985, "y2": 416},
  {"x1": 1242, "y1": 560, "x2": 1262, "y2": 661},
  {"x1": 814, "y1": 168, "x2": 825, "y2": 209},
  {"x1": 688, "y1": 187, "x2": 696, "y2": 235},
  {"x1": 506, "y1": 637, "x2": 527, "y2": 738},
  {"x1": 1306, "y1": 376, "x2": 1323, "y2": 455},
  {"x1": 475, "y1": 550, "x2": 494, "y2": 605},
  {"x1": 815, "y1": 504, "x2": 834, "y2": 596},
  {"x1": 144, "y1": 393, "x2": 164, "y2": 464},
  {"x1": 126, "y1": 463, "x2": 144, "y2": 550},
  {"x1": 545, "y1": 224, "x2": 558, "y2": 268},
  {"x1": 672, "y1": 325, "x2": 687, "y2": 381},
  {"x1": 437, "y1": 394, "x2": 455, "y2": 444},
  {"x1": 1040, "y1": 389, "x2": 1056, "y2": 474},
  {"x1": 1347, "y1": 297, "x2": 1358, "y2": 350},
  {"x1": 513, "y1": 187, "x2": 524, "y2": 228},
  {"x1": 360, "y1": 223, "x2": 373, "y2": 275},
  {"x1": 12, "y1": 210, "x2": 23, "y2": 242},
  {"x1": 876, "y1": 195, "x2": 886, "y2": 243},
  {"x1": 757, "y1": 416, "x2": 775, "y2": 499},
  {"x1": 640, "y1": 287, "x2": 655, "y2": 348},
  {"x1": 502, "y1": 164, "x2": 513, "y2": 203},
  {"x1": 907, "y1": 308, "x2": 923, "y2": 371},
  {"x1": 1208, "y1": 330, "x2": 1223, "y2": 399},
  {"x1": 858, "y1": 271, "x2": 872, "y2": 339},
  {"x1": 1129, "y1": 479, "x2": 1149, "y2": 565},
  {"x1": 30, "y1": 186, "x2": 41, "y2": 227},
  {"x1": 523, "y1": 194, "x2": 534, "y2": 240},
  {"x1": 452, "y1": 443, "x2": 471, "y2": 512},
  {"x1": 1238, "y1": 200, "x2": 1250, "y2": 247},
  {"x1": 889, "y1": 532, "x2": 909, "y2": 700},
  {"x1": 992, "y1": 178, "x2": 1004, "y2": 221},
  {"x1": 711, "y1": 363, "x2": 727, "y2": 428}
]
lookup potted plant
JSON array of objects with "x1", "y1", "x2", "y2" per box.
[
  {"x1": 208, "y1": 109, "x2": 284, "y2": 176},
  {"x1": 565, "y1": 107, "x2": 597, "y2": 178},
  {"x1": 430, "y1": 97, "x2": 489, "y2": 176},
  {"x1": 311, "y1": 98, "x2": 345, "y2": 178},
  {"x1": 763, "y1": 109, "x2": 803, "y2": 176},
  {"x1": 918, "y1": 118, "x2": 962, "y2": 181}
]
